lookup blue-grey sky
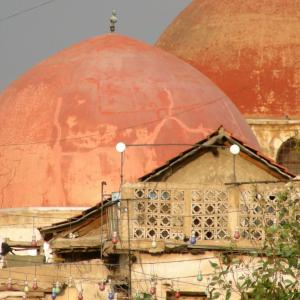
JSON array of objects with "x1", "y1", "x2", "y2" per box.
[{"x1": 0, "y1": 0, "x2": 191, "y2": 91}]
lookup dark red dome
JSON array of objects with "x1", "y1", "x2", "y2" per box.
[
  {"x1": 156, "y1": 0, "x2": 300, "y2": 118},
  {"x1": 0, "y1": 34, "x2": 258, "y2": 207}
]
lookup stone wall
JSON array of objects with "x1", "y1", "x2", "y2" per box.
[{"x1": 248, "y1": 119, "x2": 300, "y2": 168}]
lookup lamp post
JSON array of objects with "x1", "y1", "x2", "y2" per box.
[
  {"x1": 100, "y1": 181, "x2": 107, "y2": 260},
  {"x1": 229, "y1": 144, "x2": 241, "y2": 242},
  {"x1": 229, "y1": 144, "x2": 240, "y2": 182},
  {"x1": 115, "y1": 142, "x2": 131, "y2": 299},
  {"x1": 116, "y1": 142, "x2": 126, "y2": 187}
]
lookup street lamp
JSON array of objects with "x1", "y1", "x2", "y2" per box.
[{"x1": 229, "y1": 144, "x2": 240, "y2": 182}]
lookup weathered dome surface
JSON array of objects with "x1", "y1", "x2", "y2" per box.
[
  {"x1": 156, "y1": 0, "x2": 300, "y2": 118},
  {"x1": 0, "y1": 34, "x2": 258, "y2": 208}
]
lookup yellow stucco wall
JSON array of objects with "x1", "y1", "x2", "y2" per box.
[
  {"x1": 0, "y1": 259, "x2": 110, "y2": 300},
  {"x1": 163, "y1": 148, "x2": 279, "y2": 184},
  {"x1": 129, "y1": 252, "x2": 249, "y2": 300}
]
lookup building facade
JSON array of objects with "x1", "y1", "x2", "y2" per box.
[{"x1": 26, "y1": 129, "x2": 298, "y2": 300}]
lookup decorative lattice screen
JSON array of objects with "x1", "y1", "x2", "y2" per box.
[
  {"x1": 191, "y1": 189, "x2": 229, "y2": 240},
  {"x1": 123, "y1": 182, "x2": 300, "y2": 245},
  {"x1": 132, "y1": 186, "x2": 229, "y2": 241},
  {"x1": 132, "y1": 188, "x2": 185, "y2": 240},
  {"x1": 239, "y1": 188, "x2": 284, "y2": 241}
]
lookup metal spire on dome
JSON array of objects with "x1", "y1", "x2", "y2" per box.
[{"x1": 110, "y1": 10, "x2": 117, "y2": 33}]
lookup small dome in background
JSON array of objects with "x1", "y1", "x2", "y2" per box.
[
  {"x1": 0, "y1": 34, "x2": 258, "y2": 208},
  {"x1": 156, "y1": 0, "x2": 300, "y2": 118}
]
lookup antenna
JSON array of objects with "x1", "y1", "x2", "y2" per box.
[{"x1": 110, "y1": 10, "x2": 117, "y2": 33}]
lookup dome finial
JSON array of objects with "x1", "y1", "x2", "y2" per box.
[{"x1": 110, "y1": 10, "x2": 117, "y2": 33}]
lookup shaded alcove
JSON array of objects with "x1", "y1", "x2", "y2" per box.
[{"x1": 277, "y1": 138, "x2": 300, "y2": 175}]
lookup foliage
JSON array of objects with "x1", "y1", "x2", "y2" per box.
[
  {"x1": 294, "y1": 139, "x2": 300, "y2": 154},
  {"x1": 208, "y1": 185, "x2": 300, "y2": 300}
]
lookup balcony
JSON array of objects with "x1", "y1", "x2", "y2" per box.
[{"x1": 117, "y1": 181, "x2": 300, "y2": 252}]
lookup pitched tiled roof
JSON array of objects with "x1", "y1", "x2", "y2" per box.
[{"x1": 139, "y1": 127, "x2": 295, "y2": 182}]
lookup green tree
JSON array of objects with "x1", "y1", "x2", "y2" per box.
[{"x1": 208, "y1": 185, "x2": 300, "y2": 300}]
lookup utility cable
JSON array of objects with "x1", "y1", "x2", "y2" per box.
[
  {"x1": 0, "y1": 259, "x2": 263, "y2": 285},
  {"x1": 0, "y1": 0, "x2": 58, "y2": 23},
  {"x1": 0, "y1": 82, "x2": 257, "y2": 149}
]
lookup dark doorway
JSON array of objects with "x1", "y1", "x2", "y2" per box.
[{"x1": 167, "y1": 291, "x2": 207, "y2": 300}]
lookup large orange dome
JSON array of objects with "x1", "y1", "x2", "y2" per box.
[
  {"x1": 0, "y1": 34, "x2": 258, "y2": 208},
  {"x1": 156, "y1": 0, "x2": 300, "y2": 118}
]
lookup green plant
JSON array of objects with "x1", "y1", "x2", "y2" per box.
[{"x1": 208, "y1": 186, "x2": 300, "y2": 300}]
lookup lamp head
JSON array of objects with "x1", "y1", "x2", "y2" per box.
[
  {"x1": 116, "y1": 142, "x2": 126, "y2": 153},
  {"x1": 229, "y1": 144, "x2": 240, "y2": 155}
]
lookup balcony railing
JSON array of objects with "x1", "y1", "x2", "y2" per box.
[{"x1": 117, "y1": 181, "x2": 300, "y2": 250}]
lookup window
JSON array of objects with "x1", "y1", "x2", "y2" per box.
[{"x1": 277, "y1": 138, "x2": 300, "y2": 174}]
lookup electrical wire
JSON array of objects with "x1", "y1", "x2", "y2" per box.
[
  {"x1": 0, "y1": 238, "x2": 293, "y2": 296},
  {"x1": 0, "y1": 205, "x2": 284, "y2": 225},
  {"x1": 0, "y1": 201, "x2": 286, "y2": 220},
  {"x1": 0, "y1": 81, "x2": 258, "y2": 149},
  {"x1": 0, "y1": 2, "x2": 298, "y2": 296},
  {"x1": 0, "y1": 159, "x2": 296, "y2": 288},
  {"x1": 0, "y1": 255, "x2": 227, "y2": 267},
  {"x1": 0, "y1": 258, "x2": 263, "y2": 284},
  {"x1": 0, "y1": 87, "x2": 294, "y2": 150},
  {"x1": 0, "y1": 0, "x2": 58, "y2": 23},
  {"x1": 0, "y1": 252, "x2": 265, "y2": 284},
  {"x1": 0, "y1": 175, "x2": 290, "y2": 222},
  {"x1": 1, "y1": 265, "x2": 265, "y2": 300}
]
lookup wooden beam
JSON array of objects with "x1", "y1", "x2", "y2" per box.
[
  {"x1": 0, "y1": 291, "x2": 25, "y2": 298},
  {"x1": 50, "y1": 235, "x2": 102, "y2": 249},
  {"x1": 4, "y1": 255, "x2": 44, "y2": 268},
  {"x1": 5, "y1": 238, "x2": 42, "y2": 248}
]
